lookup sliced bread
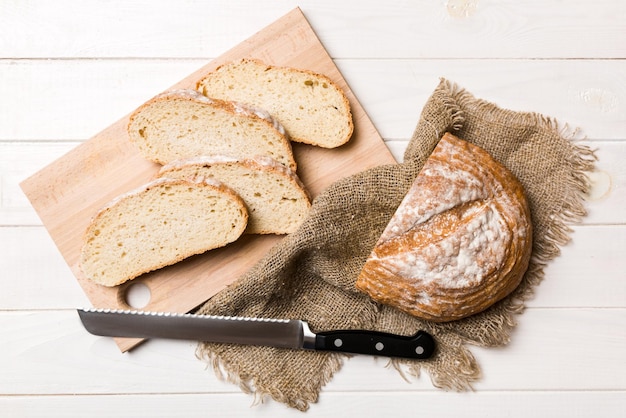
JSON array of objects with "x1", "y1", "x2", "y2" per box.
[
  {"x1": 80, "y1": 177, "x2": 248, "y2": 287},
  {"x1": 158, "y1": 155, "x2": 311, "y2": 235},
  {"x1": 196, "y1": 59, "x2": 353, "y2": 148},
  {"x1": 127, "y1": 89, "x2": 297, "y2": 171}
]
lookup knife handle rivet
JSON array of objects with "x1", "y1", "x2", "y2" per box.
[
  {"x1": 333, "y1": 338, "x2": 343, "y2": 348},
  {"x1": 415, "y1": 346, "x2": 425, "y2": 355},
  {"x1": 375, "y1": 342, "x2": 384, "y2": 351}
]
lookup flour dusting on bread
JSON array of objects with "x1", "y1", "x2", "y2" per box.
[{"x1": 356, "y1": 133, "x2": 532, "y2": 322}]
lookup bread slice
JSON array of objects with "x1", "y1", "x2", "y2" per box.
[
  {"x1": 158, "y1": 155, "x2": 311, "y2": 235},
  {"x1": 127, "y1": 89, "x2": 297, "y2": 171},
  {"x1": 80, "y1": 177, "x2": 248, "y2": 287},
  {"x1": 196, "y1": 58, "x2": 353, "y2": 148}
]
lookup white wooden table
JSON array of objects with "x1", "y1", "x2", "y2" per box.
[{"x1": 1, "y1": 1, "x2": 624, "y2": 416}]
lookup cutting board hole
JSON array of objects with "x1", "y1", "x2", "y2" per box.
[{"x1": 123, "y1": 282, "x2": 152, "y2": 309}]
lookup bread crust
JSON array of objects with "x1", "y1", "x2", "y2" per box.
[{"x1": 355, "y1": 133, "x2": 533, "y2": 322}]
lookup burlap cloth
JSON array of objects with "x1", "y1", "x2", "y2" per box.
[{"x1": 196, "y1": 78, "x2": 596, "y2": 410}]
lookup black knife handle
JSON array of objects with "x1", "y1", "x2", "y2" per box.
[{"x1": 314, "y1": 329, "x2": 435, "y2": 359}]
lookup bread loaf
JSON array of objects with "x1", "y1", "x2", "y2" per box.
[
  {"x1": 127, "y1": 89, "x2": 297, "y2": 171},
  {"x1": 196, "y1": 58, "x2": 353, "y2": 148},
  {"x1": 80, "y1": 177, "x2": 248, "y2": 287},
  {"x1": 158, "y1": 155, "x2": 311, "y2": 235},
  {"x1": 355, "y1": 133, "x2": 532, "y2": 322}
]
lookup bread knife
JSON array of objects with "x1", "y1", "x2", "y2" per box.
[{"x1": 77, "y1": 308, "x2": 435, "y2": 360}]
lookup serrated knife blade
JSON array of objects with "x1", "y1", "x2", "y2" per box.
[{"x1": 77, "y1": 308, "x2": 435, "y2": 360}]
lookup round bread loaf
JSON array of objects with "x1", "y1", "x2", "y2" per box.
[{"x1": 355, "y1": 133, "x2": 533, "y2": 322}]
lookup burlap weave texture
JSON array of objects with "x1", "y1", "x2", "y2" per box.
[{"x1": 196, "y1": 79, "x2": 596, "y2": 411}]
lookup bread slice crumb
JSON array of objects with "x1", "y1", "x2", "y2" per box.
[
  {"x1": 127, "y1": 89, "x2": 297, "y2": 171},
  {"x1": 80, "y1": 177, "x2": 248, "y2": 286},
  {"x1": 159, "y1": 155, "x2": 311, "y2": 235},
  {"x1": 196, "y1": 58, "x2": 353, "y2": 148}
]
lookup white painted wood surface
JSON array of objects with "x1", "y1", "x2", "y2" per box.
[{"x1": 1, "y1": 0, "x2": 624, "y2": 416}]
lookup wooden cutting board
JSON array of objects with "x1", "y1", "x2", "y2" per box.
[{"x1": 20, "y1": 7, "x2": 396, "y2": 352}]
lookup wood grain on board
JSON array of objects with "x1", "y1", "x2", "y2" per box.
[{"x1": 19, "y1": 8, "x2": 395, "y2": 352}]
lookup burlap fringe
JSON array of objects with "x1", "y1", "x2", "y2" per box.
[
  {"x1": 412, "y1": 79, "x2": 597, "y2": 391},
  {"x1": 195, "y1": 78, "x2": 597, "y2": 409},
  {"x1": 440, "y1": 76, "x2": 596, "y2": 292},
  {"x1": 195, "y1": 346, "x2": 344, "y2": 412},
  {"x1": 391, "y1": 333, "x2": 483, "y2": 391}
]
